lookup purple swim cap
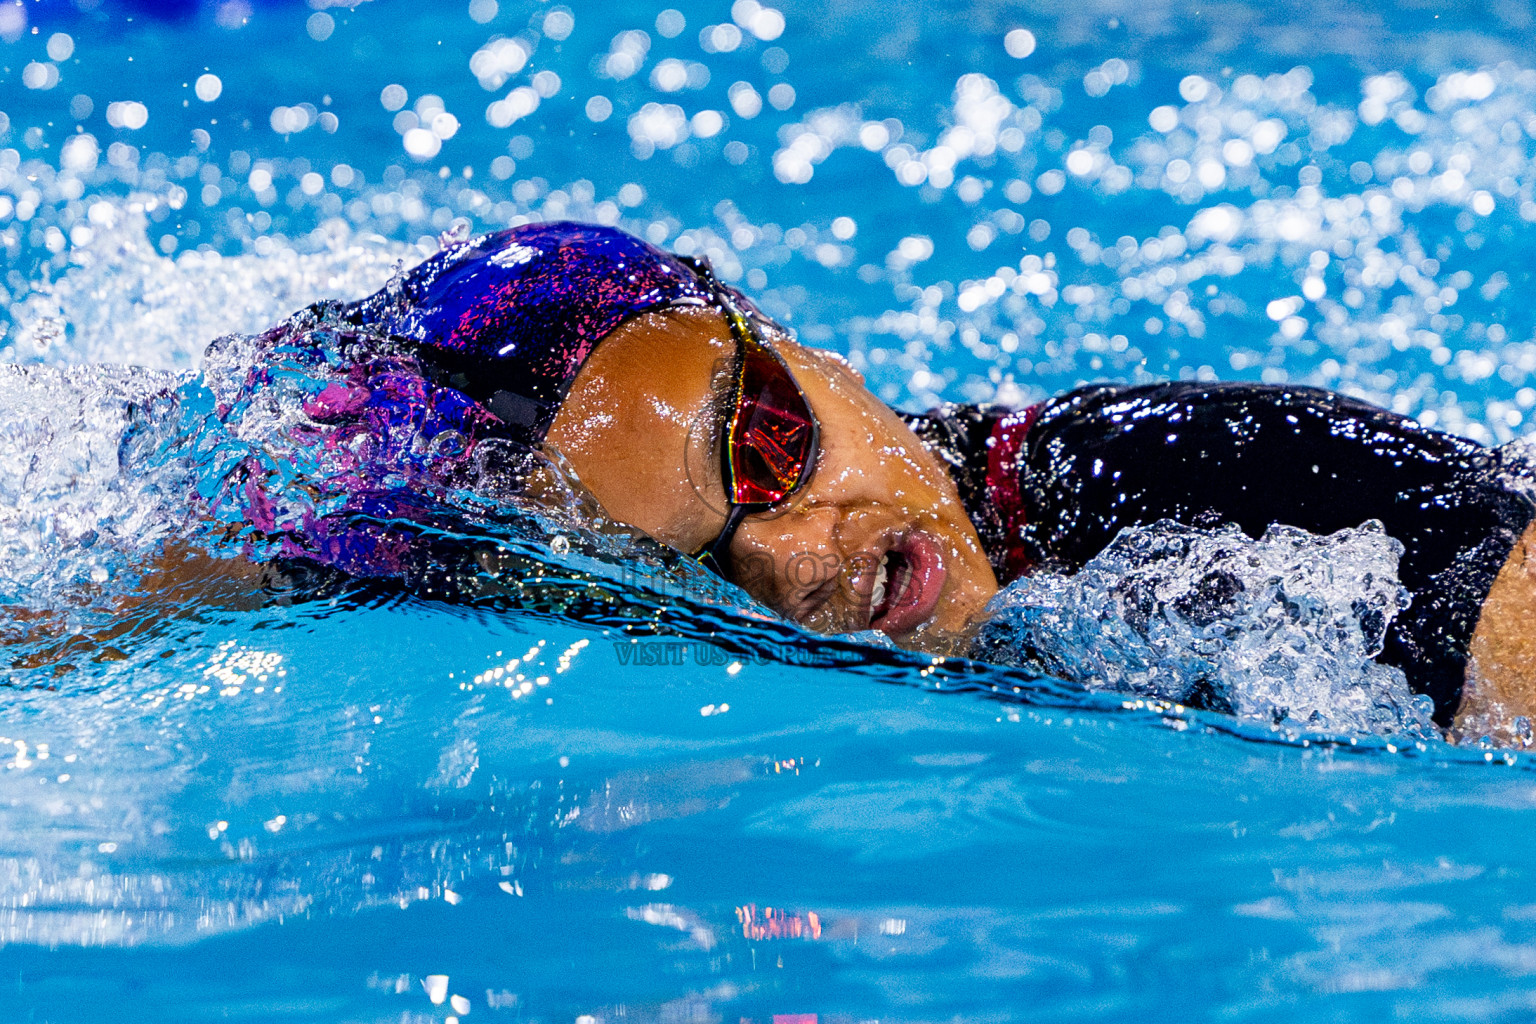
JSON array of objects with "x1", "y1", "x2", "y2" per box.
[{"x1": 345, "y1": 221, "x2": 719, "y2": 446}]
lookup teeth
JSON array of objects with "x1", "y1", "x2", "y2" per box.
[{"x1": 870, "y1": 554, "x2": 889, "y2": 612}]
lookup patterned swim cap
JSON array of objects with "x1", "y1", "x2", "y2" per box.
[{"x1": 344, "y1": 220, "x2": 720, "y2": 446}]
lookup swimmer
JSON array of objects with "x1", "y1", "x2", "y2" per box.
[{"x1": 74, "y1": 222, "x2": 1536, "y2": 742}]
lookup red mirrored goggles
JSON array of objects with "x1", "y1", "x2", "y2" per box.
[{"x1": 677, "y1": 257, "x2": 820, "y2": 578}]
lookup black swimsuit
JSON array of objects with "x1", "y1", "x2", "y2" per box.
[{"x1": 905, "y1": 383, "x2": 1536, "y2": 726}]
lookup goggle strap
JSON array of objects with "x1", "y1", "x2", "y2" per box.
[{"x1": 698, "y1": 502, "x2": 750, "y2": 573}]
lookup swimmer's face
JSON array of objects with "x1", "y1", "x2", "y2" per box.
[{"x1": 543, "y1": 305, "x2": 999, "y2": 651}]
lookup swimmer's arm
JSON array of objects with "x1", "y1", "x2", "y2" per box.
[
  {"x1": 5, "y1": 542, "x2": 270, "y2": 671},
  {"x1": 1458, "y1": 520, "x2": 1536, "y2": 744}
]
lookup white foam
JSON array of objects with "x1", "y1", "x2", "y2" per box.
[
  {"x1": 5, "y1": 201, "x2": 414, "y2": 371},
  {"x1": 973, "y1": 519, "x2": 1436, "y2": 736},
  {"x1": 0, "y1": 363, "x2": 185, "y2": 607}
]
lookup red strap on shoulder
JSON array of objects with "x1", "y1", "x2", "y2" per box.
[{"x1": 985, "y1": 403, "x2": 1042, "y2": 580}]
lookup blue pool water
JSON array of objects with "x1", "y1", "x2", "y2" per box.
[{"x1": 8, "y1": 0, "x2": 1536, "y2": 1020}]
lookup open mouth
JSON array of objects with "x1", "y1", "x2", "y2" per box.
[{"x1": 867, "y1": 532, "x2": 946, "y2": 634}]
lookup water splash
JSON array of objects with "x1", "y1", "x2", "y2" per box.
[
  {"x1": 5, "y1": 202, "x2": 415, "y2": 371},
  {"x1": 0, "y1": 363, "x2": 184, "y2": 609},
  {"x1": 972, "y1": 519, "x2": 1436, "y2": 736}
]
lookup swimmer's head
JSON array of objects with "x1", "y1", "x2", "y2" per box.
[{"x1": 354, "y1": 221, "x2": 999, "y2": 649}]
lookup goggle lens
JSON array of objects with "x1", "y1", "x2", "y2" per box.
[{"x1": 725, "y1": 334, "x2": 817, "y2": 506}]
